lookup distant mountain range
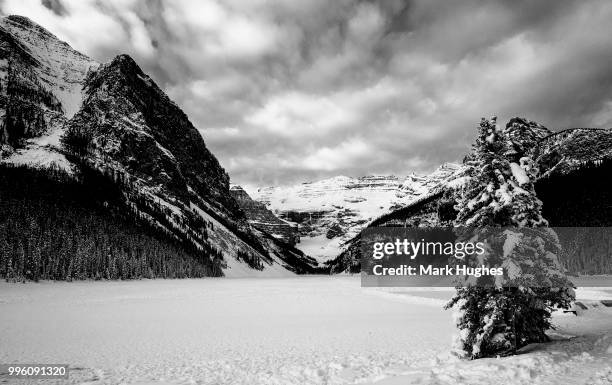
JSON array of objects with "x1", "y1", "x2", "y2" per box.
[{"x1": 244, "y1": 163, "x2": 464, "y2": 262}]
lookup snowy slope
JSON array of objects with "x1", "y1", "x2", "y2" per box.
[
  {"x1": 248, "y1": 163, "x2": 462, "y2": 261},
  {"x1": 1, "y1": 277, "x2": 610, "y2": 385},
  {"x1": 0, "y1": 15, "x2": 97, "y2": 171}
]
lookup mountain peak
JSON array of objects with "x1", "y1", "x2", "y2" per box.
[
  {"x1": 109, "y1": 53, "x2": 142, "y2": 72},
  {"x1": 87, "y1": 53, "x2": 163, "y2": 101},
  {"x1": 0, "y1": 14, "x2": 97, "y2": 119},
  {"x1": 3, "y1": 15, "x2": 59, "y2": 40}
]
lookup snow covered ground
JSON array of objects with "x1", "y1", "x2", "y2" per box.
[
  {"x1": 1, "y1": 277, "x2": 611, "y2": 385},
  {"x1": 296, "y1": 234, "x2": 345, "y2": 262}
]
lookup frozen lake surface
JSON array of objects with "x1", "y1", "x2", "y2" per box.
[{"x1": 1, "y1": 276, "x2": 611, "y2": 384}]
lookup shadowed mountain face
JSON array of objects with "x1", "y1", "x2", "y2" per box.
[
  {"x1": 230, "y1": 185, "x2": 299, "y2": 246},
  {"x1": 68, "y1": 54, "x2": 240, "y2": 219},
  {"x1": 0, "y1": 15, "x2": 317, "y2": 279}
]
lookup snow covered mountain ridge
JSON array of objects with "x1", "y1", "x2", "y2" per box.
[
  {"x1": 246, "y1": 163, "x2": 463, "y2": 261},
  {"x1": 0, "y1": 15, "x2": 316, "y2": 278}
]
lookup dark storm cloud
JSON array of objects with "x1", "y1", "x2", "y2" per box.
[
  {"x1": 41, "y1": 0, "x2": 66, "y2": 16},
  {"x1": 3, "y1": 0, "x2": 612, "y2": 186}
]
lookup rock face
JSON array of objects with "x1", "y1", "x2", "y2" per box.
[
  {"x1": 248, "y1": 165, "x2": 463, "y2": 261},
  {"x1": 398, "y1": 163, "x2": 465, "y2": 200},
  {"x1": 0, "y1": 15, "x2": 316, "y2": 277},
  {"x1": 535, "y1": 128, "x2": 612, "y2": 176},
  {"x1": 504, "y1": 117, "x2": 552, "y2": 159},
  {"x1": 65, "y1": 54, "x2": 240, "y2": 219},
  {"x1": 230, "y1": 185, "x2": 299, "y2": 246}
]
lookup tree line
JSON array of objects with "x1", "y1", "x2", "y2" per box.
[{"x1": 0, "y1": 163, "x2": 225, "y2": 282}]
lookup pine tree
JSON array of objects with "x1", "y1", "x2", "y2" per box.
[{"x1": 446, "y1": 117, "x2": 575, "y2": 359}]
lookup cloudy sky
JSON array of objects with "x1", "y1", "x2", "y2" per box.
[{"x1": 2, "y1": 0, "x2": 612, "y2": 186}]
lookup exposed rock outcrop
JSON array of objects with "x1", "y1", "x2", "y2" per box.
[{"x1": 230, "y1": 185, "x2": 299, "y2": 246}]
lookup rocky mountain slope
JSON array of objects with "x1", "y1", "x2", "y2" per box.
[
  {"x1": 535, "y1": 128, "x2": 612, "y2": 176},
  {"x1": 230, "y1": 185, "x2": 299, "y2": 246},
  {"x1": 247, "y1": 163, "x2": 463, "y2": 262},
  {"x1": 0, "y1": 15, "x2": 316, "y2": 278}
]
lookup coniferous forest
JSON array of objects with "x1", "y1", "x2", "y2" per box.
[
  {"x1": 0, "y1": 163, "x2": 225, "y2": 282},
  {"x1": 536, "y1": 158, "x2": 612, "y2": 227},
  {"x1": 536, "y1": 158, "x2": 612, "y2": 274}
]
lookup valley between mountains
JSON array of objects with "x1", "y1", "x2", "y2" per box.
[
  {"x1": 0, "y1": 14, "x2": 471, "y2": 279},
  {"x1": 2, "y1": 15, "x2": 612, "y2": 280},
  {"x1": 239, "y1": 163, "x2": 462, "y2": 262}
]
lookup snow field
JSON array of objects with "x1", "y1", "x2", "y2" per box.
[{"x1": 0, "y1": 277, "x2": 611, "y2": 385}]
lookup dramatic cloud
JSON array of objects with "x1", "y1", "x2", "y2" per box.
[{"x1": 3, "y1": 0, "x2": 612, "y2": 186}]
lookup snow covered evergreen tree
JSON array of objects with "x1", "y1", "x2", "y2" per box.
[{"x1": 446, "y1": 117, "x2": 575, "y2": 359}]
